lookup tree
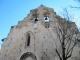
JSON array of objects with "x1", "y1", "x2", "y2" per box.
[
  {"x1": 70, "y1": 0, "x2": 80, "y2": 9},
  {"x1": 74, "y1": 0, "x2": 80, "y2": 3},
  {"x1": 54, "y1": 8, "x2": 80, "y2": 60},
  {"x1": 70, "y1": 0, "x2": 80, "y2": 32}
]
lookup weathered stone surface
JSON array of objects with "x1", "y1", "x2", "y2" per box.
[{"x1": 0, "y1": 5, "x2": 80, "y2": 60}]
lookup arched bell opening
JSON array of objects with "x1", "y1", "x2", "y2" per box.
[
  {"x1": 34, "y1": 17, "x2": 39, "y2": 21},
  {"x1": 20, "y1": 52, "x2": 37, "y2": 60},
  {"x1": 44, "y1": 16, "x2": 50, "y2": 28},
  {"x1": 44, "y1": 16, "x2": 49, "y2": 22}
]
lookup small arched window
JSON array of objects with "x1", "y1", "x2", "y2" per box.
[
  {"x1": 34, "y1": 11, "x2": 38, "y2": 14},
  {"x1": 44, "y1": 10, "x2": 48, "y2": 13}
]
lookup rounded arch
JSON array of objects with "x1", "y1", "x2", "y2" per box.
[
  {"x1": 25, "y1": 31, "x2": 33, "y2": 35},
  {"x1": 20, "y1": 52, "x2": 37, "y2": 60}
]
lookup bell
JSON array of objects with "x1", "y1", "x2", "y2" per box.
[
  {"x1": 45, "y1": 17, "x2": 48, "y2": 20},
  {"x1": 35, "y1": 18, "x2": 38, "y2": 21}
]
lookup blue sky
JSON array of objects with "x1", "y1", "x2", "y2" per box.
[{"x1": 0, "y1": 0, "x2": 80, "y2": 49}]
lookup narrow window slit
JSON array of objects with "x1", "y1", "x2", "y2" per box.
[{"x1": 27, "y1": 34, "x2": 30, "y2": 46}]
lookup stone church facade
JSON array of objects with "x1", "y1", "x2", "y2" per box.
[{"x1": 0, "y1": 5, "x2": 80, "y2": 60}]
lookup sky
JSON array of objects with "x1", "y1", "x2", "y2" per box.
[{"x1": 0, "y1": 0, "x2": 80, "y2": 49}]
